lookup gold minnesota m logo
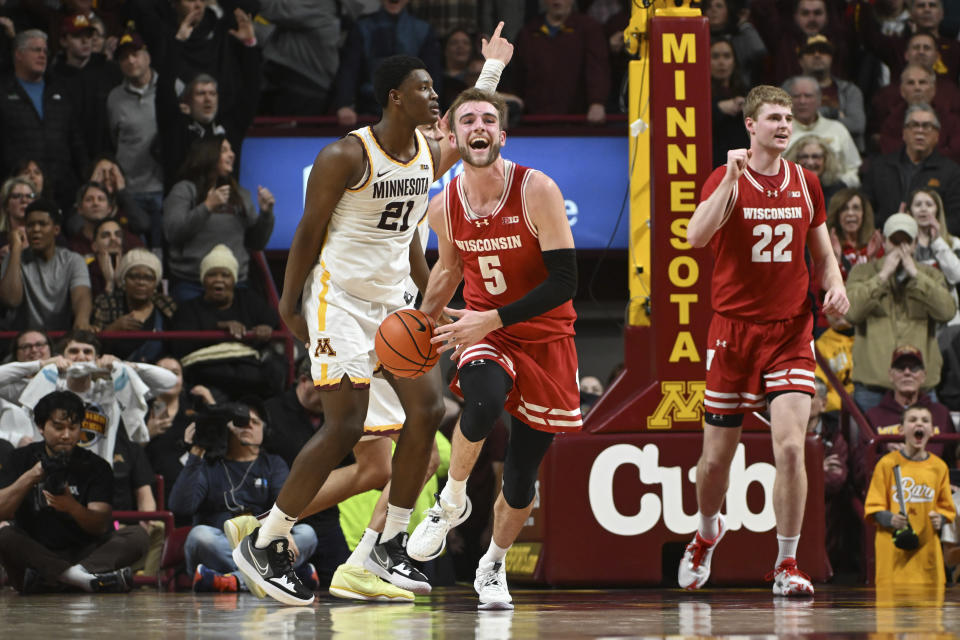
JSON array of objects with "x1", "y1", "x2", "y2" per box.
[
  {"x1": 647, "y1": 381, "x2": 705, "y2": 429},
  {"x1": 314, "y1": 338, "x2": 336, "y2": 358}
]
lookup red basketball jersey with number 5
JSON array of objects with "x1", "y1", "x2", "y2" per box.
[
  {"x1": 700, "y1": 159, "x2": 826, "y2": 322},
  {"x1": 443, "y1": 161, "x2": 576, "y2": 343}
]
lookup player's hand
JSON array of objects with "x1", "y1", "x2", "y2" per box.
[
  {"x1": 821, "y1": 283, "x2": 849, "y2": 316},
  {"x1": 898, "y1": 245, "x2": 918, "y2": 278},
  {"x1": 431, "y1": 307, "x2": 503, "y2": 361},
  {"x1": 929, "y1": 510, "x2": 943, "y2": 531},
  {"x1": 890, "y1": 512, "x2": 908, "y2": 530},
  {"x1": 481, "y1": 21, "x2": 514, "y2": 65},
  {"x1": 724, "y1": 149, "x2": 750, "y2": 183}
]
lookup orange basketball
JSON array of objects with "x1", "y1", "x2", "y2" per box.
[{"x1": 375, "y1": 309, "x2": 440, "y2": 378}]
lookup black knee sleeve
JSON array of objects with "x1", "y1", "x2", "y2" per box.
[
  {"x1": 501, "y1": 417, "x2": 555, "y2": 509},
  {"x1": 458, "y1": 360, "x2": 512, "y2": 443}
]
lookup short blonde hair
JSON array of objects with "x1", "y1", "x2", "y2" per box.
[{"x1": 743, "y1": 85, "x2": 792, "y2": 121}]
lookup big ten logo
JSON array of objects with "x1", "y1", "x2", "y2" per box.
[
  {"x1": 647, "y1": 380, "x2": 704, "y2": 429},
  {"x1": 587, "y1": 443, "x2": 775, "y2": 536}
]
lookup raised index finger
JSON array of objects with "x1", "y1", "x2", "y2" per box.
[{"x1": 492, "y1": 21, "x2": 504, "y2": 40}]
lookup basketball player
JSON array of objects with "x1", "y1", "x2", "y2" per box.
[
  {"x1": 232, "y1": 30, "x2": 514, "y2": 605},
  {"x1": 677, "y1": 85, "x2": 849, "y2": 596},
  {"x1": 405, "y1": 88, "x2": 580, "y2": 610}
]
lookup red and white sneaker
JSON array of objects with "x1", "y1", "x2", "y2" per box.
[
  {"x1": 767, "y1": 558, "x2": 815, "y2": 596},
  {"x1": 677, "y1": 516, "x2": 726, "y2": 590}
]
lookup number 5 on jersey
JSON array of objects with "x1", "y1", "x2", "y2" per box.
[{"x1": 479, "y1": 255, "x2": 506, "y2": 294}]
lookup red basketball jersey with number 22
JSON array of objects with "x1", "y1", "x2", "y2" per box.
[
  {"x1": 701, "y1": 159, "x2": 826, "y2": 322},
  {"x1": 443, "y1": 161, "x2": 576, "y2": 343}
]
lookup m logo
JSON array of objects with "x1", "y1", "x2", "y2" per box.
[
  {"x1": 314, "y1": 338, "x2": 336, "y2": 358},
  {"x1": 765, "y1": 189, "x2": 779, "y2": 198},
  {"x1": 647, "y1": 380, "x2": 705, "y2": 429}
]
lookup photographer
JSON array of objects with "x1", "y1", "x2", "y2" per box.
[
  {"x1": 18, "y1": 330, "x2": 178, "y2": 467},
  {"x1": 168, "y1": 401, "x2": 318, "y2": 593},
  {"x1": 0, "y1": 391, "x2": 148, "y2": 593}
]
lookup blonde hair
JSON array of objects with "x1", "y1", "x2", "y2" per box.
[
  {"x1": 743, "y1": 85, "x2": 792, "y2": 121},
  {"x1": 826, "y1": 188, "x2": 876, "y2": 249},
  {"x1": 908, "y1": 187, "x2": 955, "y2": 245},
  {"x1": 783, "y1": 134, "x2": 841, "y2": 186}
]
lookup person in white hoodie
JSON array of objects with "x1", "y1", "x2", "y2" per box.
[{"x1": 18, "y1": 330, "x2": 177, "y2": 467}]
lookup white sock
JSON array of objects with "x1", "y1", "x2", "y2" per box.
[
  {"x1": 440, "y1": 476, "x2": 467, "y2": 507},
  {"x1": 381, "y1": 504, "x2": 413, "y2": 541},
  {"x1": 59, "y1": 564, "x2": 96, "y2": 592},
  {"x1": 698, "y1": 513, "x2": 720, "y2": 540},
  {"x1": 256, "y1": 504, "x2": 298, "y2": 548},
  {"x1": 776, "y1": 534, "x2": 800, "y2": 566},
  {"x1": 347, "y1": 528, "x2": 379, "y2": 567},
  {"x1": 479, "y1": 541, "x2": 510, "y2": 568}
]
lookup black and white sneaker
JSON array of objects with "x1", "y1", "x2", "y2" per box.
[
  {"x1": 232, "y1": 527, "x2": 315, "y2": 606},
  {"x1": 364, "y1": 532, "x2": 432, "y2": 595}
]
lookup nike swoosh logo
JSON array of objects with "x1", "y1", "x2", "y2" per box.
[
  {"x1": 377, "y1": 168, "x2": 397, "y2": 178},
  {"x1": 250, "y1": 545, "x2": 270, "y2": 576},
  {"x1": 409, "y1": 314, "x2": 427, "y2": 332},
  {"x1": 372, "y1": 546, "x2": 391, "y2": 568}
]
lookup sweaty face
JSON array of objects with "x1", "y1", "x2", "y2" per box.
[
  {"x1": 452, "y1": 101, "x2": 505, "y2": 168},
  {"x1": 710, "y1": 42, "x2": 735, "y2": 82},
  {"x1": 747, "y1": 103, "x2": 793, "y2": 152},
  {"x1": 795, "y1": 0, "x2": 827, "y2": 36}
]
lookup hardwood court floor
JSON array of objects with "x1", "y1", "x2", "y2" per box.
[{"x1": 1, "y1": 584, "x2": 958, "y2": 638}]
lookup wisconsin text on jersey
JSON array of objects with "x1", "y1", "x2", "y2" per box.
[
  {"x1": 372, "y1": 176, "x2": 431, "y2": 199},
  {"x1": 454, "y1": 235, "x2": 523, "y2": 253},
  {"x1": 742, "y1": 207, "x2": 804, "y2": 220}
]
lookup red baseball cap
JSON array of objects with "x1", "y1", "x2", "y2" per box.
[{"x1": 891, "y1": 345, "x2": 924, "y2": 369}]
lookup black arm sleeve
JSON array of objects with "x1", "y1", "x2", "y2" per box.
[
  {"x1": 873, "y1": 510, "x2": 894, "y2": 528},
  {"x1": 497, "y1": 248, "x2": 577, "y2": 327}
]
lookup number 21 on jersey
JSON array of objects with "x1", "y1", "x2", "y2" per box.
[
  {"x1": 479, "y1": 255, "x2": 506, "y2": 294},
  {"x1": 751, "y1": 223, "x2": 793, "y2": 263}
]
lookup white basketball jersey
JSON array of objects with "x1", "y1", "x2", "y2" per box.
[{"x1": 312, "y1": 126, "x2": 434, "y2": 306}]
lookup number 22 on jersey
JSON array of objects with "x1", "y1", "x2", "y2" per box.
[{"x1": 751, "y1": 223, "x2": 793, "y2": 263}]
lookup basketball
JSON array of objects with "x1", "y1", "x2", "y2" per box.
[{"x1": 375, "y1": 309, "x2": 440, "y2": 378}]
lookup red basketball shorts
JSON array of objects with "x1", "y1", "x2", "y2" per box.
[
  {"x1": 704, "y1": 313, "x2": 816, "y2": 415},
  {"x1": 451, "y1": 332, "x2": 582, "y2": 434}
]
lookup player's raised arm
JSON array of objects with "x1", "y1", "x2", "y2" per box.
[
  {"x1": 278, "y1": 138, "x2": 365, "y2": 344},
  {"x1": 687, "y1": 149, "x2": 750, "y2": 248},
  {"x1": 419, "y1": 191, "x2": 463, "y2": 321}
]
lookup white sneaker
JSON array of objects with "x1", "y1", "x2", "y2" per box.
[
  {"x1": 768, "y1": 558, "x2": 814, "y2": 596},
  {"x1": 474, "y1": 561, "x2": 513, "y2": 610},
  {"x1": 677, "y1": 515, "x2": 726, "y2": 590},
  {"x1": 407, "y1": 495, "x2": 472, "y2": 562}
]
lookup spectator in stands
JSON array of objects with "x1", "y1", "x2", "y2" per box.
[
  {"x1": 814, "y1": 313, "x2": 855, "y2": 413},
  {"x1": 710, "y1": 37, "x2": 749, "y2": 169},
  {"x1": 91, "y1": 248, "x2": 176, "y2": 362},
  {"x1": 441, "y1": 28, "x2": 480, "y2": 111},
  {"x1": 411, "y1": 0, "x2": 478, "y2": 39},
  {"x1": 12, "y1": 158, "x2": 50, "y2": 202},
  {"x1": 255, "y1": 0, "x2": 340, "y2": 116},
  {"x1": 65, "y1": 181, "x2": 143, "y2": 261},
  {"x1": 262, "y1": 358, "x2": 349, "y2": 588},
  {"x1": 0, "y1": 30, "x2": 87, "y2": 211},
  {"x1": 50, "y1": 14, "x2": 122, "y2": 158},
  {"x1": 783, "y1": 75, "x2": 862, "y2": 187},
  {"x1": 704, "y1": 0, "x2": 766, "y2": 87},
  {"x1": 144, "y1": 356, "x2": 215, "y2": 509},
  {"x1": 109, "y1": 426, "x2": 162, "y2": 576},
  {"x1": 0, "y1": 200, "x2": 91, "y2": 331},
  {"x1": 0, "y1": 330, "x2": 57, "y2": 405},
  {"x1": 164, "y1": 138, "x2": 275, "y2": 301},
  {"x1": 866, "y1": 345, "x2": 955, "y2": 459},
  {"x1": 864, "y1": 403, "x2": 955, "y2": 586},
  {"x1": 875, "y1": 0, "x2": 910, "y2": 37},
  {"x1": 750, "y1": 0, "x2": 849, "y2": 83},
  {"x1": 862, "y1": 104, "x2": 960, "y2": 234},
  {"x1": 0, "y1": 177, "x2": 37, "y2": 261},
  {"x1": 824, "y1": 188, "x2": 883, "y2": 280},
  {"x1": 908, "y1": 187, "x2": 960, "y2": 323},
  {"x1": 155, "y1": 6, "x2": 261, "y2": 191},
  {"x1": 579, "y1": 375, "x2": 604, "y2": 417},
  {"x1": 846, "y1": 213, "x2": 956, "y2": 413},
  {"x1": 513, "y1": 0, "x2": 609, "y2": 124},
  {"x1": 88, "y1": 14, "x2": 115, "y2": 61},
  {"x1": 84, "y1": 155, "x2": 151, "y2": 238},
  {"x1": 874, "y1": 64, "x2": 960, "y2": 162},
  {"x1": 785, "y1": 135, "x2": 846, "y2": 204},
  {"x1": 333, "y1": 0, "x2": 443, "y2": 126},
  {"x1": 0, "y1": 390, "x2": 147, "y2": 594},
  {"x1": 796, "y1": 35, "x2": 865, "y2": 151},
  {"x1": 18, "y1": 329, "x2": 178, "y2": 468},
  {"x1": 107, "y1": 32, "x2": 163, "y2": 244},
  {"x1": 78, "y1": 219, "x2": 126, "y2": 298},
  {"x1": 169, "y1": 401, "x2": 318, "y2": 593}
]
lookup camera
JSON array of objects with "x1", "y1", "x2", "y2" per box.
[
  {"x1": 40, "y1": 449, "x2": 72, "y2": 495},
  {"x1": 193, "y1": 403, "x2": 249, "y2": 460}
]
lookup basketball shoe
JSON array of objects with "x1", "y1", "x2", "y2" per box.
[
  {"x1": 232, "y1": 527, "x2": 315, "y2": 606},
  {"x1": 407, "y1": 494, "x2": 473, "y2": 561},
  {"x1": 364, "y1": 532, "x2": 431, "y2": 594},
  {"x1": 193, "y1": 564, "x2": 239, "y2": 593},
  {"x1": 329, "y1": 563, "x2": 415, "y2": 602},
  {"x1": 767, "y1": 558, "x2": 815, "y2": 596},
  {"x1": 677, "y1": 515, "x2": 726, "y2": 590},
  {"x1": 224, "y1": 514, "x2": 266, "y2": 599},
  {"x1": 474, "y1": 560, "x2": 513, "y2": 610}
]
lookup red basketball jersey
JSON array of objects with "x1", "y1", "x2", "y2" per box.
[
  {"x1": 442, "y1": 161, "x2": 576, "y2": 343},
  {"x1": 701, "y1": 159, "x2": 826, "y2": 322}
]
